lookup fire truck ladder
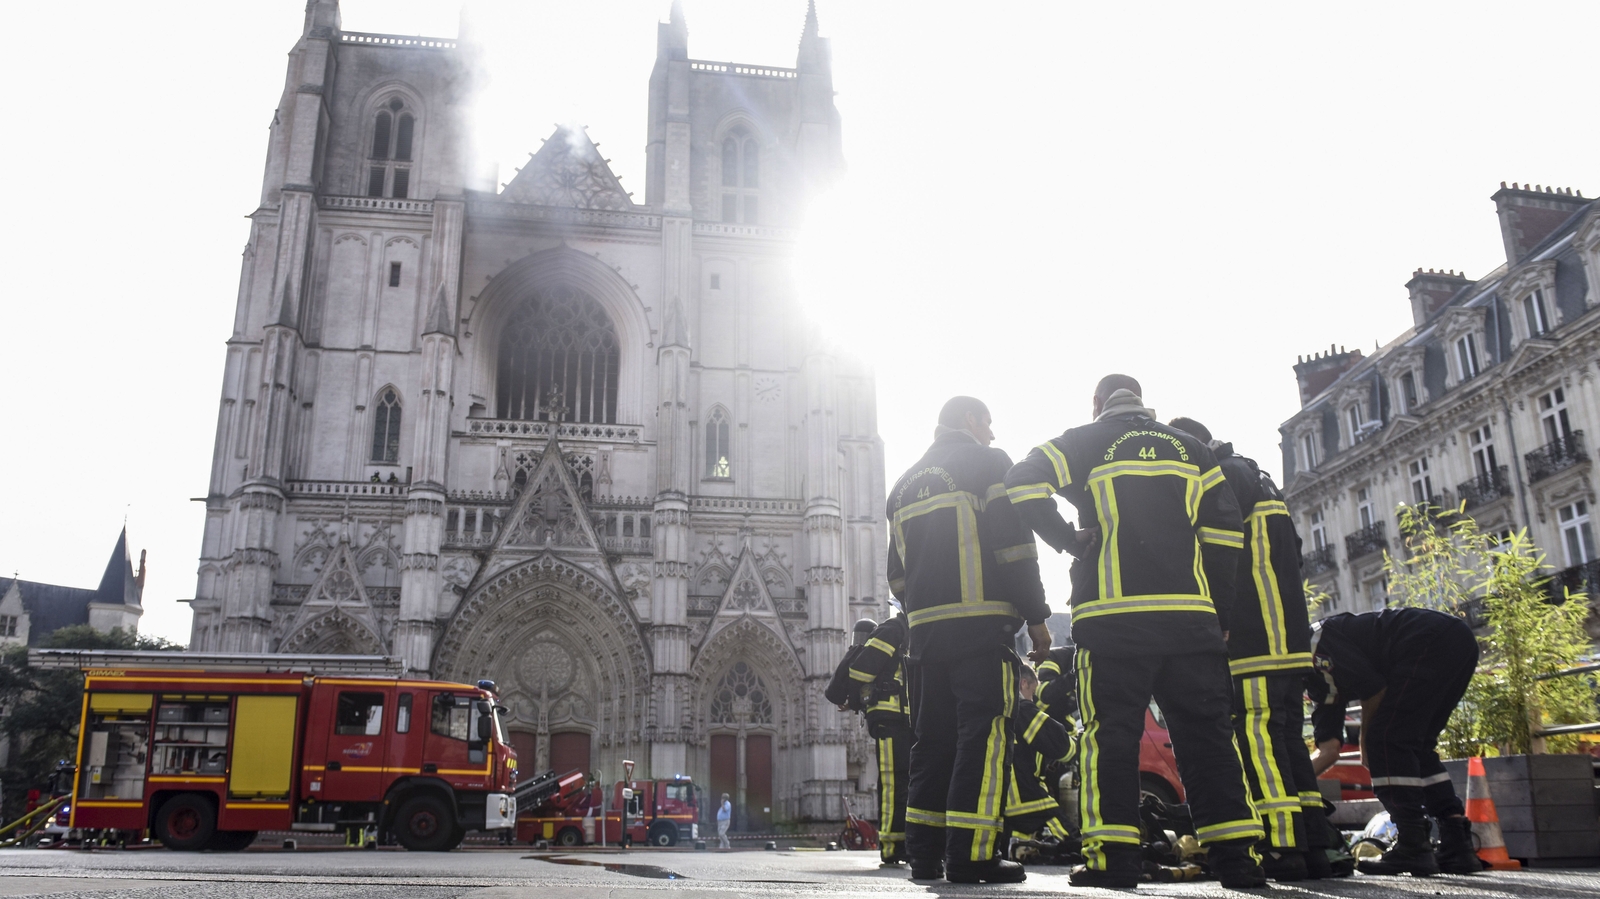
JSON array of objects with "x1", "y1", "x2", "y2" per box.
[
  {"x1": 27, "y1": 649, "x2": 404, "y2": 676},
  {"x1": 514, "y1": 769, "x2": 585, "y2": 810}
]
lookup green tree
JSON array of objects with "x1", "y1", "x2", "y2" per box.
[
  {"x1": 1384, "y1": 505, "x2": 1596, "y2": 757},
  {"x1": 0, "y1": 626, "x2": 180, "y2": 822}
]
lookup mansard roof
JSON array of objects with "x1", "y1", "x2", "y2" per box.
[
  {"x1": 0, "y1": 529, "x2": 143, "y2": 645},
  {"x1": 498, "y1": 126, "x2": 635, "y2": 211}
]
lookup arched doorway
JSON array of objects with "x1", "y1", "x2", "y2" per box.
[{"x1": 707, "y1": 661, "x2": 775, "y2": 831}]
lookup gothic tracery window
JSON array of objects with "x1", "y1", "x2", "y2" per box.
[
  {"x1": 705, "y1": 407, "x2": 731, "y2": 479},
  {"x1": 495, "y1": 286, "x2": 620, "y2": 423},
  {"x1": 371, "y1": 388, "x2": 402, "y2": 463},
  {"x1": 720, "y1": 132, "x2": 760, "y2": 224},
  {"x1": 367, "y1": 97, "x2": 416, "y2": 199},
  {"x1": 710, "y1": 661, "x2": 772, "y2": 725}
]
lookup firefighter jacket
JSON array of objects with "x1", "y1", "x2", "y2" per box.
[
  {"x1": 837, "y1": 615, "x2": 910, "y2": 738},
  {"x1": 1004, "y1": 404, "x2": 1244, "y2": 657},
  {"x1": 1034, "y1": 646, "x2": 1078, "y2": 722},
  {"x1": 887, "y1": 431, "x2": 1050, "y2": 663},
  {"x1": 1213, "y1": 444, "x2": 1313, "y2": 677},
  {"x1": 1014, "y1": 698, "x2": 1076, "y2": 764},
  {"x1": 1306, "y1": 608, "x2": 1476, "y2": 744},
  {"x1": 1009, "y1": 696, "x2": 1078, "y2": 825}
]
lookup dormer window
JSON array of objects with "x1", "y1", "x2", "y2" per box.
[
  {"x1": 1397, "y1": 371, "x2": 1419, "y2": 413},
  {"x1": 1522, "y1": 289, "x2": 1551, "y2": 336},
  {"x1": 1345, "y1": 401, "x2": 1366, "y2": 445},
  {"x1": 1455, "y1": 333, "x2": 1481, "y2": 381},
  {"x1": 367, "y1": 97, "x2": 416, "y2": 199},
  {"x1": 720, "y1": 132, "x2": 759, "y2": 224},
  {"x1": 1298, "y1": 429, "x2": 1319, "y2": 472}
]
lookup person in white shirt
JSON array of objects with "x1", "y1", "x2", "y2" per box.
[{"x1": 716, "y1": 793, "x2": 733, "y2": 849}]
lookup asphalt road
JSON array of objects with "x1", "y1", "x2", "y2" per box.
[{"x1": 0, "y1": 846, "x2": 1596, "y2": 898}]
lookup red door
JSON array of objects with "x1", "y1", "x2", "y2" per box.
[
  {"x1": 709, "y1": 735, "x2": 736, "y2": 827},
  {"x1": 322, "y1": 688, "x2": 391, "y2": 800},
  {"x1": 745, "y1": 735, "x2": 772, "y2": 831},
  {"x1": 549, "y1": 732, "x2": 591, "y2": 775}
]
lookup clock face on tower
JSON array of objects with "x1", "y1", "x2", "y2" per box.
[{"x1": 755, "y1": 377, "x2": 781, "y2": 402}]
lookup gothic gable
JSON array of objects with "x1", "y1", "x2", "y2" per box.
[
  {"x1": 499, "y1": 126, "x2": 634, "y2": 211},
  {"x1": 694, "y1": 545, "x2": 799, "y2": 661},
  {"x1": 279, "y1": 537, "x2": 386, "y2": 654},
  {"x1": 479, "y1": 434, "x2": 615, "y2": 589}
]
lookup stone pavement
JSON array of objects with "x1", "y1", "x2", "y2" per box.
[{"x1": 0, "y1": 846, "x2": 1596, "y2": 898}]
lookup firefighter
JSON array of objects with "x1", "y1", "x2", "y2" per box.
[
  {"x1": 1006, "y1": 663, "x2": 1076, "y2": 859},
  {"x1": 1307, "y1": 607, "x2": 1481, "y2": 876},
  {"x1": 888, "y1": 395, "x2": 1052, "y2": 884},
  {"x1": 1168, "y1": 416, "x2": 1334, "y2": 881},
  {"x1": 824, "y1": 614, "x2": 912, "y2": 866},
  {"x1": 1004, "y1": 375, "x2": 1266, "y2": 889}
]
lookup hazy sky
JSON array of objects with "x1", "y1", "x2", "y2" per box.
[{"x1": 1, "y1": 1, "x2": 1594, "y2": 644}]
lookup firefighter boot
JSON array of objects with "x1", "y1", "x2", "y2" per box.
[
  {"x1": 1434, "y1": 816, "x2": 1483, "y2": 875},
  {"x1": 1356, "y1": 822, "x2": 1439, "y2": 877},
  {"x1": 1208, "y1": 841, "x2": 1268, "y2": 889},
  {"x1": 1068, "y1": 845, "x2": 1141, "y2": 888},
  {"x1": 908, "y1": 858, "x2": 943, "y2": 881},
  {"x1": 1258, "y1": 847, "x2": 1308, "y2": 882},
  {"x1": 946, "y1": 858, "x2": 1027, "y2": 884}
]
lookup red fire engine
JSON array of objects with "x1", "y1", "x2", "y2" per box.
[
  {"x1": 516, "y1": 768, "x2": 699, "y2": 847},
  {"x1": 35, "y1": 650, "x2": 518, "y2": 852}
]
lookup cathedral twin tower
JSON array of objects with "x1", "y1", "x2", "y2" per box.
[{"x1": 189, "y1": 1, "x2": 886, "y2": 824}]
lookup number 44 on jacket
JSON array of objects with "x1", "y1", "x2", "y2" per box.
[{"x1": 36, "y1": 649, "x2": 518, "y2": 852}]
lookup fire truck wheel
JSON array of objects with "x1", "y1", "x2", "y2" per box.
[
  {"x1": 648, "y1": 822, "x2": 677, "y2": 847},
  {"x1": 394, "y1": 795, "x2": 458, "y2": 852},
  {"x1": 555, "y1": 827, "x2": 583, "y2": 847},
  {"x1": 206, "y1": 830, "x2": 258, "y2": 852},
  {"x1": 155, "y1": 794, "x2": 217, "y2": 852}
]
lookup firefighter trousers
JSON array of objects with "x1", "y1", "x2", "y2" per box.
[
  {"x1": 906, "y1": 647, "x2": 1016, "y2": 866},
  {"x1": 1076, "y1": 648, "x2": 1262, "y2": 869},
  {"x1": 1234, "y1": 672, "x2": 1321, "y2": 850},
  {"x1": 1006, "y1": 749, "x2": 1068, "y2": 841},
  {"x1": 875, "y1": 722, "x2": 912, "y2": 862},
  {"x1": 1366, "y1": 623, "x2": 1477, "y2": 826}
]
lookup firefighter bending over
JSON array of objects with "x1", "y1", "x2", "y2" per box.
[
  {"x1": 1307, "y1": 607, "x2": 1481, "y2": 876},
  {"x1": 825, "y1": 613, "x2": 912, "y2": 866},
  {"x1": 888, "y1": 396, "x2": 1051, "y2": 884},
  {"x1": 1170, "y1": 416, "x2": 1334, "y2": 882},
  {"x1": 1006, "y1": 663, "x2": 1077, "y2": 860},
  {"x1": 1004, "y1": 375, "x2": 1266, "y2": 889}
]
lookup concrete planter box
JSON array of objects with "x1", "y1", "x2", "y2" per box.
[{"x1": 1444, "y1": 754, "x2": 1600, "y2": 866}]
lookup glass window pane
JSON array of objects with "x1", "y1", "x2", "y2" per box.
[
  {"x1": 368, "y1": 166, "x2": 386, "y2": 197},
  {"x1": 391, "y1": 168, "x2": 410, "y2": 199},
  {"x1": 396, "y1": 693, "x2": 412, "y2": 733},
  {"x1": 395, "y1": 114, "x2": 415, "y2": 161},
  {"x1": 722, "y1": 138, "x2": 738, "y2": 187},
  {"x1": 336, "y1": 692, "x2": 385, "y2": 736},
  {"x1": 372, "y1": 112, "x2": 391, "y2": 159}
]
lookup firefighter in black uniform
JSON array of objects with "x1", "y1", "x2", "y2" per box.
[
  {"x1": 1307, "y1": 607, "x2": 1481, "y2": 876},
  {"x1": 824, "y1": 614, "x2": 912, "y2": 866},
  {"x1": 888, "y1": 396, "x2": 1051, "y2": 884},
  {"x1": 1004, "y1": 376, "x2": 1266, "y2": 889},
  {"x1": 1006, "y1": 664, "x2": 1077, "y2": 857},
  {"x1": 1168, "y1": 417, "x2": 1333, "y2": 881}
]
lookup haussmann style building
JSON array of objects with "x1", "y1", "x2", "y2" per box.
[
  {"x1": 1279, "y1": 182, "x2": 1600, "y2": 636},
  {"x1": 186, "y1": 1, "x2": 887, "y2": 827}
]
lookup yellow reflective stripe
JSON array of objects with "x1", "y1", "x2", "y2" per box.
[
  {"x1": 1023, "y1": 710, "x2": 1049, "y2": 744},
  {"x1": 1006, "y1": 795, "x2": 1059, "y2": 816},
  {"x1": 848, "y1": 668, "x2": 874, "y2": 683},
  {"x1": 1046, "y1": 817, "x2": 1070, "y2": 839},
  {"x1": 1036, "y1": 660, "x2": 1061, "y2": 677},
  {"x1": 906, "y1": 806, "x2": 945, "y2": 827},
  {"x1": 1198, "y1": 527, "x2": 1245, "y2": 548},
  {"x1": 1076, "y1": 647, "x2": 1118, "y2": 869},
  {"x1": 1199, "y1": 466, "x2": 1227, "y2": 492},
  {"x1": 1228, "y1": 653, "x2": 1313, "y2": 676},
  {"x1": 1089, "y1": 459, "x2": 1202, "y2": 482},
  {"x1": 1248, "y1": 514, "x2": 1289, "y2": 657},
  {"x1": 1006, "y1": 482, "x2": 1055, "y2": 504},
  {"x1": 1073, "y1": 594, "x2": 1215, "y2": 621},
  {"x1": 985, "y1": 482, "x2": 1007, "y2": 504},
  {"x1": 994, "y1": 542, "x2": 1038, "y2": 564},
  {"x1": 892, "y1": 490, "x2": 985, "y2": 605},
  {"x1": 1240, "y1": 676, "x2": 1294, "y2": 848},
  {"x1": 1298, "y1": 791, "x2": 1324, "y2": 808},
  {"x1": 889, "y1": 577, "x2": 905, "y2": 594},
  {"x1": 1253, "y1": 500, "x2": 1289, "y2": 517},
  {"x1": 878, "y1": 736, "x2": 896, "y2": 840},
  {"x1": 1092, "y1": 476, "x2": 1121, "y2": 599},
  {"x1": 1039, "y1": 441, "x2": 1071, "y2": 488},
  {"x1": 946, "y1": 810, "x2": 1002, "y2": 830},
  {"x1": 906, "y1": 600, "x2": 1019, "y2": 627},
  {"x1": 866, "y1": 637, "x2": 896, "y2": 655},
  {"x1": 1196, "y1": 819, "x2": 1266, "y2": 844}
]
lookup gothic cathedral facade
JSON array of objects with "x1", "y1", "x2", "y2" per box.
[{"x1": 188, "y1": 2, "x2": 887, "y2": 824}]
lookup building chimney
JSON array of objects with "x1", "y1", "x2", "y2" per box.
[
  {"x1": 1404, "y1": 268, "x2": 1474, "y2": 327},
  {"x1": 1491, "y1": 182, "x2": 1590, "y2": 265},
  {"x1": 1292, "y1": 345, "x2": 1364, "y2": 407}
]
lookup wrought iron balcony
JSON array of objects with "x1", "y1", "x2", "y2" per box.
[
  {"x1": 1456, "y1": 466, "x2": 1512, "y2": 511},
  {"x1": 1345, "y1": 521, "x2": 1388, "y2": 560},
  {"x1": 1301, "y1": 544, "x2": 1338, "y2": 576},
  {"x1": 1546, "y1": 559, "x2": 1600, "y2": 603},
  {"x1": 1524, "y1": 431, "x2": 1587, "y2": 483}
]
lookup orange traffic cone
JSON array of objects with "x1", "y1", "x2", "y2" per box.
[{"x1": 1464, "y1": 756, "x2": 1521, "y2": 871}]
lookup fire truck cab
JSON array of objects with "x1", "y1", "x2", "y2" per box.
[{"x1": 37, "y1": 650, "x2": 518, "y2": 852}]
